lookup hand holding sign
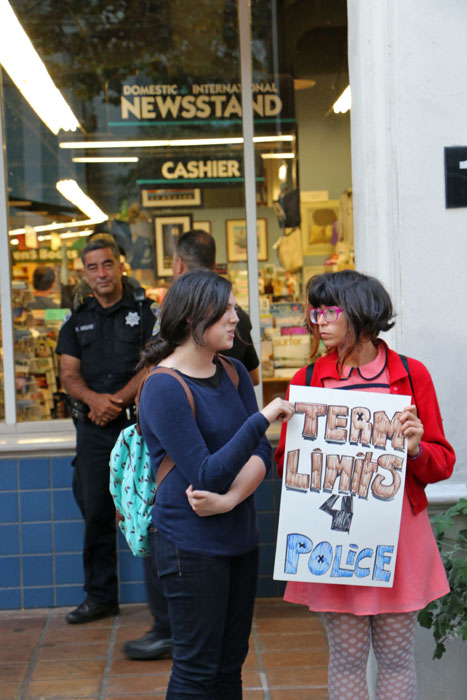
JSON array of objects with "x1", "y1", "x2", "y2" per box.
[
  {"x1": 400, "y1": 405, "x2": 424, "y2": 457},
  {"x1": 260, "y1": 397, "x2": 295, "y2": 424}
]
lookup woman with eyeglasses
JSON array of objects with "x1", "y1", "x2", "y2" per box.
[{"x1": 274, "y1": 269, "x2": 455, "y2": 700}]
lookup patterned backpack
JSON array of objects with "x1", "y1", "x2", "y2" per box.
[{"x1": 109, "y1": 357, "x2": 238, "y2": 557}]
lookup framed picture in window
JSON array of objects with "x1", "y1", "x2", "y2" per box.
[
  {"x1": 142, "y1": 188, "x2": 201, "y2": 208},
  {"x1": 226, "y1": 218, "x2": 268, "y2": 262},
  {"x1": 154, "y1": 215, "x2": 192, "y2": 276},
  {"x1": 193, "y1": 220, "x2": 212, "y2": 234},
  {"x1": 301, "y1": 199, "x2": 339, "y2": 255}
]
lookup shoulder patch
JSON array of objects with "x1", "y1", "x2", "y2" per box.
[
  {"x1": 150, "y1": 302, "x2": 160, "y2": 336},
  {"x1": 59, "y1": 310, "x2": 72, "y2": 329}
]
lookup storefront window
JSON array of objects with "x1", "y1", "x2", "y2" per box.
[
  {"x1": 251, "y1": 0, "x2": 353, "y2": 404},
  {"x1": 0, "y1": 0, "x2": 353, "y2": 424},
  {"x1": 2, "y1": 0, "x2": 250, "y2": 422}
]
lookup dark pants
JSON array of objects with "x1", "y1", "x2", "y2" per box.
[
  {"x1": 144, "y1": 551, "x2": 172, "y2": 638},
  {"x1": 73, "y1": 414, "x2": 130, "y2": 605},
  {"x1": 152, "y1": 530, "x2": 258, "y2": 700}
]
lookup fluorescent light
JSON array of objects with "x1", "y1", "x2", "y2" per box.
[
  {"x1": 72, "y1": 156, "x2": 139, "y2": 163},
  {"x1": 10, "y1": 229, "x2": 92, "y2": 245},
  {"x1": 56, "y1": 179, "x2": 107, "y2": 222},
  {"x1": 332, "y1": 86, "x2": 351, "y2": 114},
  {"x1": 9, "y1": 219, "x2": 103, "y2": 236},
  {"x1": 38, "y1": 229, "x2": 93, "y2": 241},
  {"x1": 0, "y1": 0, "x2": 80, "y2": 134},
  {"x1": 253, "y1": 136, "x2": 293, "y2": 143},
  {"x1": 261, "y1": 152, "x2": 295, "y2": 159},
  {"x1": 59, "y1": 135, "x2": 294, "y2": 149}
]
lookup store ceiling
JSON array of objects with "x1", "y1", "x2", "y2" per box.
[
  {"x1": 280, "y1": 0, "x2": 348, "y2": 110},
  {"x1": 5, "y1": 0, "x2": 349, "y2": 225}
]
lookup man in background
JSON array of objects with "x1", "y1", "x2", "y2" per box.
[
  {"x1": 29, "y1": 265, "x2": 59, "y2": 309},
  {"x1": 123, "y1": 228, "x2": 260, "y2": 660},
  {"x1": 57, "y1": 234, "x2": 158, "y2": 624},
  {"x1": 172, "y1": 229, "x2": 260, "y2": 384}
]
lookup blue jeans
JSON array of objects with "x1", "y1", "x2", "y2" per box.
[{"x1": 151, "y1": 530, "x2": 258, "y2": 700}]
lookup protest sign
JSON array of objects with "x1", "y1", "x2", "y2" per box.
[{"x1": 273, "y1": 385, "x2": 410, "y2": 587}]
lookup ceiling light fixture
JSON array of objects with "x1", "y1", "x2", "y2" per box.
[
  {"x1": 10, "y1": 228, "x2": 93, "y2": 245},
  {"x1": 9, "y1": 219, "x2": 104, "y2": 236},
  {"x1": 332, "y1": 85, "x2": 351, "y2": 114},
  {"x1": 59, "y1": 135, "x2": 294, "y2": 149},
  {"x1": 72, "y1": 156, "x2": 139, "y2": 163},
  {"x1": 261, "y1": 152, "x2": 295, "y2": 159},
  {"x1": 56, "y1": 179, "x2": 107, "y2": 222},
  {"x1": 0, "y1": 0, "x2": 80, "y2": 134}
]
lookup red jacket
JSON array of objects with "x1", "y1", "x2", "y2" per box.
[{"x1": 274, "y1": 343, "x2": 455, "y2": 514}]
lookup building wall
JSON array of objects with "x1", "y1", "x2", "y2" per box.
[
  {"x1": 396, "y1": 0, "x2": 467, "y2": 486},
  {"x1": 0, "y1": 454, "x2": 284, "y2": 610},
  {"x1": 348, "y1": 0, "x2": 467, "y2": 487}
]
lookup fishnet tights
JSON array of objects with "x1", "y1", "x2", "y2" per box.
[{"x1": 323, "y1": 611, "x2": 417, "y2": 700}]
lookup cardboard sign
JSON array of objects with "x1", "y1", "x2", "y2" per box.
[{"x1": 273, "y1": 386, "x2": 410, "y2": 587}]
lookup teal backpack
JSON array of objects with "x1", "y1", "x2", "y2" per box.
[{"x1": 109, "y1": 357, "x2": 238, "y2": 557}]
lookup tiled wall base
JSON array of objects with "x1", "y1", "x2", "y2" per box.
[{"x1": 0, "y1": 456, "x2": 285, "y2": 609}]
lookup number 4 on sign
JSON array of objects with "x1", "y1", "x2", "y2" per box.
[{"x1": 320, "y1": 494, "x2": 353, "y2": 533}]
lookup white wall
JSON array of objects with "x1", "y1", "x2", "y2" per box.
[{"x1": 348, "y1": 0, "x2": 467, "y2": 487}]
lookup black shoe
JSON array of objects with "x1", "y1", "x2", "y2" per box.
[
  {"x1": 123, "y1": 631, "x2": 173, "y2": 660},
  {"x1": 66, "y1": 600, "x2": 119, "y2": 624}
]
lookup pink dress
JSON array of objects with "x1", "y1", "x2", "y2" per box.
[{"x1": 283, "y1": 344, "x2": 449, "y2": 615}]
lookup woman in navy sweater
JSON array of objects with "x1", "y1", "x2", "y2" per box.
[{"x1": 139, "y1": 269, "x2": 294, "y2": 699}]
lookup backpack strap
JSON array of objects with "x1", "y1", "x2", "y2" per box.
[
  {"x1": 217, "y1": 354, "x2": 240, "y2": 389},
  {"x1": 135, "y1": 366, "x2": 196, "y2": 490},
  {"x1": 305, "y1": 362, "x2": 315, "y2": 385},
  {"x1": 398, "y1": 354, "x2": 415, "y2": 398}
]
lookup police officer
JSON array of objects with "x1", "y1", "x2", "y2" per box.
[
  {"x1": 57, "y1": 234, "x2": 158, "y2": 624},
  {"x1": 123, "y1": 229, "x2": 260, "y2": 659}
]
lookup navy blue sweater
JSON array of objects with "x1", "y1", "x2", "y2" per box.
[{"x1": 139, "y1": 358, "x2": 271, "y2": 557}]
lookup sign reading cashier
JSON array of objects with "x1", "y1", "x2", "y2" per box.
[
  {"x1": 138, "y1": 157, "x2": 249, "y2": 184},
  {"x1": 161, "y1": 158, "x2": 241, "y2": 180}
]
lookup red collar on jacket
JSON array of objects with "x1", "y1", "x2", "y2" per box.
[{"x1": 313, "y1": 340, "x2": 407, "y2": 383}]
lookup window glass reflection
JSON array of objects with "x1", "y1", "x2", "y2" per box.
[
  {"x1": 251, "y1": 0, "x2": 353, "y2": 405},
  {"x1": 4, "y1": 0, "x2": 246, "y2": 421}
]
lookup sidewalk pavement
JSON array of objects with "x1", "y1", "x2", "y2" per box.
[{"x1": 0, "y1": 597, "x2": 329, "y2": 699}]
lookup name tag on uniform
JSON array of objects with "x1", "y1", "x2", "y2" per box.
[{"x1": 76, "y1": 323, "x2": 96, "y2": 332}]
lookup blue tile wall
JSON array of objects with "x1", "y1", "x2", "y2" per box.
[
  {"x1": 19, "y1": 458, "x2": 50, "y2": 489},
  {"x1": 55, "y1": 585, "x2": 83, "y2": 608},
  {"x1": 0, "y1": 491, "x2": 19, "y2": 523},
  {"x1": 0, "y1": 442, "x2": 284, "y2": 610},
  {"x1": 22, "y1": 523, "x2": 52, "y2": 554},
  {"x1": 52, "y1": 489, "x2": 81, "y2": 520},
  {"x1": 51, "y1": 457, "x2": 74, "y2": 488},
  {"x1": 0, "y1": 524, "x2": 20, "y2": 555},
  {"x1": 23, "y1": 587, "x2": 54, "y2": 609},
  {"x1": 53, "y1": 521, "x2": 83, "y2": 552},
  {"x1": 2, "y1": 556, "x2": 21, "y2": 587},
  {"x1": 0, "y1": 460, "x2": 17, "y2": 490},
  {"x1": 23, "y1": 556, "x2": 53, "y2": 587},
  {"x1": 55, "y1": 553, "x2": 83, "y2": 585},
  {"x1": 20, "y1": 491, "x2": 51, "y2": 522},
  {"x1": 0, "y1": 588, "x2": 21, "y2": 609}
]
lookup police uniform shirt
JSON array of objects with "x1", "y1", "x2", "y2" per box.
[
  {"x1": 56, "y1": 282, "x2": 158, "y2": 395},
  {"x1": 222, "y1": 306, "x2": 259, "y2": 372}
]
